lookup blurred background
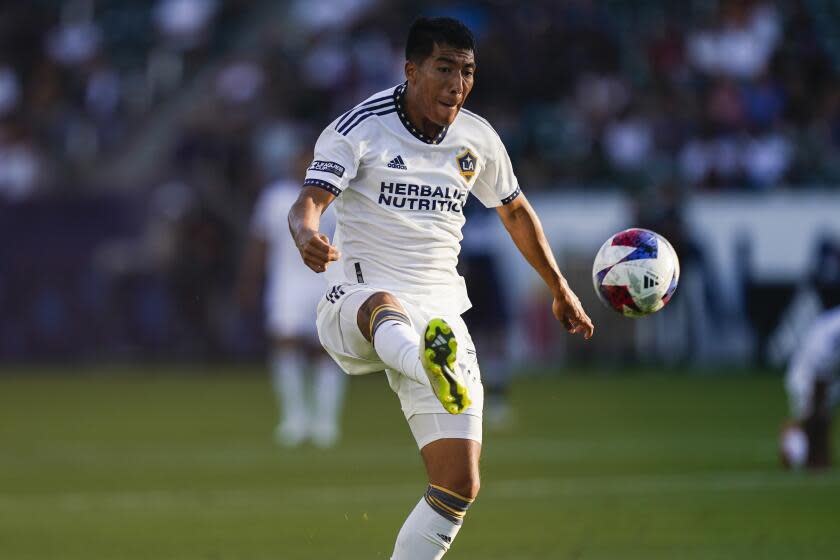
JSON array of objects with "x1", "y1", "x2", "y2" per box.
[
  {"x1": 2, "y1": 0, "x2": 839, "y2": 366},
  {"x1": 2, "y1": 1, "x2": 840, "y2": 558}
]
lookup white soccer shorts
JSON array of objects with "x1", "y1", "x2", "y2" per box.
[
  {"x1": 265, "y1": 271, "x2": 324, "y2": 339},
  {"x1": 315, "y1": 282, "x2": 484, "y2": 444}
]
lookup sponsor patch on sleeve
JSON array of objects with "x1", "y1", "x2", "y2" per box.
[{"x1": 308, "y1": 160, "x2": 346, "y2": 178}]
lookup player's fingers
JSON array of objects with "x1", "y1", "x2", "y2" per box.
[
  {"x1": 303, "y1": 242, "x2": 331, "y2": 260},
  {"x1": 303, "y1": 259, "x2": 319, "y2": 273},
  {"x1": 326, "y1": 245, "x2": 341, "y2": 262},
  {"x1": 569, "y1": 321, "x2": 586, "y2": 335},
  {"x1": 572, "y1": 321, "x2": 594, "y2": 339},
  {"x1": 303, "y1": 254, "x2": 329, "y2": 273},
  {"x1": 559, "y1": 314, "x2": 574, "y2": 332},
  {"x1": 306, "y1": 234, "x2": 333, "y2": 255},
  {"x1": 305, "y1": 235, "x2": 341, "y2": 261},
  {"x1": 574, "y1": 310, "x2": 594, "y2": 339},
  {"x1": 306, "y1": 246, "x2": 340, "y2": 266}
]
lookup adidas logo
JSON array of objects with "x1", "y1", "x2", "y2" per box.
[
  {"x1": 431, "y1": 334, "x2": 448, "y2": 348},
  {"x1": 387, "y1": 155, "x2": 407, "y2": 170},
  {"x1": 643, "y1": 274, "x2": 660, "y2": 289},
  {"x1": 437, "y1": 533, "x2": 452, "y2": 544}
]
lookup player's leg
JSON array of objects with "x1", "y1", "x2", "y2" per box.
[
  {"x1": 477, "y1": 331, "x2": 512, "y2": 431},
  {"x1": 805, "y1": 380, "x2": 831, "y2": 468},
  {"x1": 389, "y1": 314, "x2": 484, "y2": 559},
  {"x1": 357, "y1": 292, "x2": 470, "y2": 414},
  {"x1": 309, "y1": 348, "x2": 347, "y2": 448},
  {"x1": 392, "y1": 422, "x2": 481, "y2": 560},
  {"x1": 461, "y1": 252, "x2": 513, "y2": 430},
  {"x1": 270, "y1": 337, "x2": 308, "y2": 446}
]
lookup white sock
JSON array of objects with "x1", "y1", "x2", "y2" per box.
[
  {"x1": 310, "y1": 356, "x2": 346, "y2": 446},
  {"x1": 391, "y1": 497, "x2": 463, "y2": 560},
  {"x1": 373, "y1": 320, "x2": 426, "y2": 384},
  {"x1": 270, "y1": 349, "x2": 306, "y2": 431}
]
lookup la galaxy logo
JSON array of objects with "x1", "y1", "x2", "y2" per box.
[{"x1": 456, "y1": 149, "x2": 478, "y2": 182}]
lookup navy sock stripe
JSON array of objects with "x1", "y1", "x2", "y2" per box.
[
  {"x1": 424, "y1": 495, "x2": 462, "y2": 524},
  {"x1": 424, "y1": 485, "x2": 471, "y2": 525},
  {"x1": 370, "y1": 308, "x2": 410, "y2": 339},
  {"x1": 427, "y1": 485, "x2": 472, "y2": 512}
]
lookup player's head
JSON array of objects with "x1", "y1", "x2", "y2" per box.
[{"x1": 404, "y1": 16, "x2": 476, "y2": 127}]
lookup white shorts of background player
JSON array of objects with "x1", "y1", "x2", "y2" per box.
[{"x1": 265, "y1": 268, "x2": 324, "y2": 338}]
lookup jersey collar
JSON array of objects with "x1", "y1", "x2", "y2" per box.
[{"x1": 394, "y1": 83, "x2": 449, "y2": 145}]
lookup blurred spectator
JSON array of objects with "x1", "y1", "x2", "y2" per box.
[
  {"x1": 44, "y1": 21, "x2": 101, "y2": 67},
  {"x1": 0, "y1": 66, "x2": 21, "y2": 117},
  {"x1": 604, "y1": 110, "x2": 655, "y2": 172},
  {"x1": 743, "y1": 129, "x2": 793, "y2": 188},
  {"x1": 4, "y1": 0, "x2": 839, "y2": 195},
  {"x1": 687, "y1": 2, "x2": 780, "y2": 79},
  {"x1": 0, "y1": 124, "x2": 41, "y2": 201},
  {"x1": 153, "y1": 0, "x2": 218, "y2": 50}
]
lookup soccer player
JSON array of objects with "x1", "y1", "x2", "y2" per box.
[
  {"x1": 459, "y1": 203, "x2": 515, "y2": 431},
  {"x1": 238, "y1": 178, "x2": 346, "y2": 448},
  {"x1": 288, "y1": 17, "x2": 594, "y2": 558},
  {"x1": 782, "y1": 305, "x2": 840, "y2": 469}
]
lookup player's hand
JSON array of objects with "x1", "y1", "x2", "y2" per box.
[
  {"x1": 552, "y1": 288, "x2": 594, "y2": 339},
  {"x1": 298, "y1": 232, "x2": 341, "y2": 273}
]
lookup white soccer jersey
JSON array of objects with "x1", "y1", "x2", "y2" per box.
[
  {"x1": 252, "y1": 180, "x2": 335, "y2": 335},
  {"x1": 786, "y1": 306, "x2": 840, "y2": 418},
  {"x1": 303, "y1": 82, "x2": 521, "y2": 315}
]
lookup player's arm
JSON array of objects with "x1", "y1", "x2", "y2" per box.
[
  {"x1": 288, "y1": 186, "x2": 341, "y2": 273},
  {"x1": 496, "y1": 193, "x2": 594, "y2": 339}
]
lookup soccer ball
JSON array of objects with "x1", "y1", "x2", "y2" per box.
[{"x1": 592, "y1": 228, "x2": 680, "y2": 317}]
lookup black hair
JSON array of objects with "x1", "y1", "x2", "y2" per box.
[{"x1": 405, "y1": 16, "x2": 475, "y2": 64}]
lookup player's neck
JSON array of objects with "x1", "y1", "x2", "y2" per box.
[{"x1": 404, "y1": 85, "x2": 445, "y2": 140}]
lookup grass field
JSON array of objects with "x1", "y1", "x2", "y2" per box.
[{"x1": 1, "y1": 366, "x2": 839, "y2": 559}]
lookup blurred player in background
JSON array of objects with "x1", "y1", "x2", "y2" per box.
[
  {"x1": 459, "y1": 203, "x2": 514, "y2": 431},
  {"x1": 238, "y1": 174, "x2": 345, "y2": 448},
  {"x1": 289, "y1": 17, "x2": 593, "y2": 559},
  {"x1": 781, "y1": 305, "x2": 840, "y2": 469}
]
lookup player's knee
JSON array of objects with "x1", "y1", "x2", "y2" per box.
[
  {"x1": 440, "y1": 471, "x2": 480, "y2": 501},
  {"x1": 458, "y1": 474, "x2": 481, "y2": 501}
]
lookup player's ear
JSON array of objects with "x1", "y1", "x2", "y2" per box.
[{"x1": 405, "y1": 59, "x2": 417, "y2": 83}]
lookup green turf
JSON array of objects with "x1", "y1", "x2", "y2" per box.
[{"x1": 1, "y1": 367, "x2": 838, "y2": 559}]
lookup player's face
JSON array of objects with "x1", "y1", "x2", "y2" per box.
[{"x1": 406, "y1": 43, "x2": 475, "y2": 127}]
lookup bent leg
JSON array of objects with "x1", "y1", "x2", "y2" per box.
[
  {"x1": 360, "y1": 293, "x2": 470, "y2": 415},
  {"x1": 357, "y1": 291, "x2": 407, "y2": 342},
  {"x1": 357, "y1": 292, "x2": 428, "y2": 384}
]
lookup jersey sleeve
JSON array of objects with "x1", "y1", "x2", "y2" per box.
[
  {"x1": 302, "y1": 125, "x2": 360, "y2": 196},
  {"x1": 470, "y1": 135, "x2": 521, "y2": 208}
]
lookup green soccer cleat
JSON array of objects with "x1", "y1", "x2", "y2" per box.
[{"x1": 420, "y1": 318, "x2": 471, "y2": 415}]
